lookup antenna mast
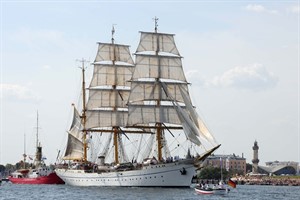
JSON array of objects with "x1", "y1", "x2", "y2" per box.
[
  {"x1": 111, "y1": 24, "x2": 116, "y2": 44},
  {"x1": 23, "y1": 133, "x2": 26, "y2": 169},
  {"x1": 34, "y1": 110, "x2": 43, "y2": 166},
  {"x1": 153, "y1": 16, "x2": 159, "y2": 33},
  {"x1": 36, "y1": 110, "x2": 39, "y2": 148},
  {"x1": 78, "y1": 58, "x2": 89, "y2": 162}
]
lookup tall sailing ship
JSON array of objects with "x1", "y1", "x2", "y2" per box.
[{"x1": 56, "y1": 20, "x2": 220, "y2": 187}]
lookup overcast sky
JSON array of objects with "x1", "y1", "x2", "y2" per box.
[{"x1": 1, "y1": 1, "x2": 299, "y2": 166}]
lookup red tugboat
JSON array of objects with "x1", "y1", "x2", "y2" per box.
[
  {"x1": 9, "y1": 168, "x2": 64, "y2": 184},
  {"x1": 9, "y1": 112, "x2": 64, "y2": 185}
]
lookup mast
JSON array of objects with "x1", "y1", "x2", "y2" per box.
[
  {"x1": 112, "y1": 25, "x2": 119, "y2": 164},
  {"x1": 35, "y1": 110, "x2": 42, "y2": 166},
  {"x1": 79, "y1": 59, "x2": 88, "y2": 162},
  {"x1": 220, "y1": 157, "x2": 223, "y2": 181},
  {"x1": 36, "y1": 111, "x2": 38, "y2": 149},
  {"x1": 154, "y1": 16, "x2": 158, "y2": 33},
  {"x1": 154, "y1": 16, "x2": 163, "y2": 162},
  {"x1": 84, "y1": 27, "x2": 134, "y2": 164},
  {"x1": 127, "y1": 18, "x2": 220, "y2": 162},
  {"x1": 23, "y1": 133, "x2": 26, "y2": 169}
]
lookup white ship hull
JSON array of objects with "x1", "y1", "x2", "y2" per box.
[{"x1": 56, "y1": 161, "x2": 196, "y2": 187}]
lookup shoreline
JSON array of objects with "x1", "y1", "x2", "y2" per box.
[{"x1": 233, "y1": 176, "x2": 300, "y2": 186}]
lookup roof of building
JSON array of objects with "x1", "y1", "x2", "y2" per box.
[
  {"x1": 207, "y1": 154, "x2": 246, "y2": 160},
  {"x1": 258, "y1": 164, "x2": 297, "y2": 175}
]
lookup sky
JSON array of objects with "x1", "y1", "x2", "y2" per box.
[{"x1": 0, "y1": 0, "x2": 299, "y2": 167}]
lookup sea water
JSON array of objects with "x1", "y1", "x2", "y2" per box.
[{"x1": 0, "y1": 182, "x2": 299, "y2": 200}]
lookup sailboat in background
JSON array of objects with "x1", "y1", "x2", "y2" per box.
[
  {"x1": 56, "y1": 19, "x2": 220, "y2": 187},
  {"x1": 9, "y1": 112, "x2": 64, "y2": 184}
]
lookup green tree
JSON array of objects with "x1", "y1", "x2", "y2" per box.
[
  {"x1": 15, "y1": 161, "x2": 31, "y2": 169},
  {"x1": 0, "y1": 164, "x2": 5, "y2": 172},
  {"x1": 246, "y1": 163, "x2": 252, "y2": 173},
  {"x1": 5, "y1": 163, "x2": 15, "y2": 172},
  {"x1": 201, "y1": 167, "x2": 219, "y2": 179},
  {"x1": 198, "y1": 167, "x2": 230, "y2": 180}
]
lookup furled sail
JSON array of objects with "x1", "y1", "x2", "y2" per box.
[
  {"x1": 63, "y1": 106, "x2": 84, "y2": 160},
  {"x1": 178, "y1": 86, "x2": 217, "y2": 144},
  {"x1": 173, "y1": 101, "x2": 201, "y2": 146},
  {"x1": 160, "y1": 82, "x2": 201, "y2": 146}
]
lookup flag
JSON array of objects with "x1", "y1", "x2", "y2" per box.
[{"x1": 228, "y1": 179, "x2": 236, "y2": 188}]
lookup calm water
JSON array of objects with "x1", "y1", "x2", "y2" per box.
[{"x1": 1, "y1": 182, "x2": 300, "y2": 200}]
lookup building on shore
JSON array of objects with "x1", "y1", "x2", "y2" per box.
[
  {"x1": 202, "y1": 154, "x2": 246, "y2": 175},
  {"x1": 258, "y1": 161, "x2": 299, "y2": 175},
  {"x1": 249, "y1": 140, "x2": 298, "y2": 176}
]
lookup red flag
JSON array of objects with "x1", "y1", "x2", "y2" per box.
[{"x1": 228, "y1": 179, "x2": 236, "y2": 188}]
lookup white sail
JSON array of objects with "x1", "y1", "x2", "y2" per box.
[
  {"x1": 178, "y1": 86, "x2": 217, "y2": 144},
  {"x1": 99, "y1": 133, "x2": 112, "y2": 157},
  {"x1": 94, "y1": 43, "x2": 134, "y2": 64},
  {"x1": 86, "y1": 43, "x2": 134, "y2": 130},
  {"x1": 129, "y1": 81, "x2": 189, "y2": 103},
  {"x1": 173, "y1": 100, "x2": 201, "y2": 146},
  {"x1": 89, "y1": 64, "x2": 133, "y2": 87},
  {"x1": 128, "y1": 31, "x2": 195, "y2": 133},
  {"x1": 158, "y1": 82, "x2": 201, "y2": 146},
  {"x1": 128, "y1": 104, "x2": 184, "y2": 126},
  {"x1": 86, "y1": 88, "x2": 130, "y2": 108},
  {"x1": 136, "y1": 32, "x2": 180, "y2": 56},
  {"x1": 86, "y1": 110, "x2": 128, "y2": 129},
  {"x1": 133, "y1": 55, "x2": 186, "y2": 81},
  {"x1": 63, "y1": 106, "x2": 84, "y2": 160},
  {"x1": 128, "y1": 28, "x2": 216, "y2": 147},
  {"x1": 118, "y1": 136, "x2": 129, "y2": 163}
]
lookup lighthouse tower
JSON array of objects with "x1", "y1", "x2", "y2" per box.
[{"x1": 252, "y1": 140, "x2": 259, "y2": 174}]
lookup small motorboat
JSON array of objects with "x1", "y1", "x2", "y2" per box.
[{"x1": 194, "y1": 182, "x2": 229, "y2": 195}]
